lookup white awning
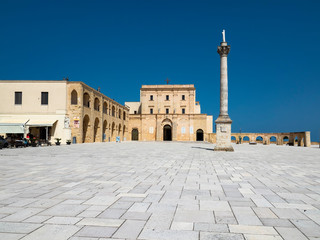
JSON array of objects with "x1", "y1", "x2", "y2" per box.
[
  {"x1": 26, "y1": 120, "x2": 57, "y2": 127},
  {"x1": 0, "y1": 123, "x2": 25, "y2": 134}
]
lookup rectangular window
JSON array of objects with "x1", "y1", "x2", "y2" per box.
[
  {"x1": 150, "y1": 95, "x2": 153, "y2": 101},
  {"x1": 15, "y1": 92, "x2": 22, "y2": 105},
  {"x1": 41, "y1": 92, "x2": 48, "y2": 105},
  {"x1": 166, "y1": 108, "x2": 169, "y2": 114},
  {"x1": 182, "y1": 108, "x2": 185, "y2": 114},
  {"x1": 182, "y1": 95, "x2": 185, "y2": 100},
  {"x1": 166, "y1": 95, "x2": 169, "y2": 100},
  {"x1": 150, "y1": 108, "x2": 153, "y2": 114}
]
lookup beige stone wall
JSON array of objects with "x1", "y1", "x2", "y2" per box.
[
  {"x1": 128, "y1": 114, "x2": 210, "y2": 141},
  {"x1": 125, "y1": 102, "x2": 141, "y2": 114},
  {"x1": 0, "y1": 80, "x2": 70, "y2": 143},
  {"x1": 208, "y1": 131, "x2": 311, "y2": 147},
  {"x1": 0, "y1": 80, "x2": 67, "y2": 114},
  {"x1": 140, "y1": 85, "x2": 196, "y2": 115},
  {"x1": 67, "y1": 82, "x2": 129, "y2": 143},
  {"x1": 127, "y1": 84, "x2": 213, "y2": 142}
]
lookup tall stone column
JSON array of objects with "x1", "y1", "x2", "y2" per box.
[{"x1": 214, "y1": 30, "x2": 234, "y2": 151}]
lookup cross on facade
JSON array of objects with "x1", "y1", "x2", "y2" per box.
[{"x1": 165, "y1": 78, "x2": 170, "y2": 84}]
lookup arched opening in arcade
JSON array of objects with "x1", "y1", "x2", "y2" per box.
[
  {"x1": 231, "y1": 136, "x2": 236, "y2": 143},
  {"x1": 83, "y1": 115, "x2": 90, "y2": 143},
  {"x1": 93, "y1": 118, "x2": 99, "y2": 142},
  {"x1": 94, "y1": 98, "x2": 100, "y2": 111},
  {"x1": 118, "y1": 124, "x2": 122, "y2": 140},
  {"x1": 83, "y1": 93, "x2": 90, "y2": 108},
  {"x1": 103, "y1": 102, "x2": 108, "y2": 114},
  {"x1": 243, "y1": 136, "x2": 250, "y2": 143},
  {"x1": 103, "y1": 120, "x2": 107, "y2": 142},
  {"x1": 270, "y1": 136, "x2": 277, "y2": 144},
  {"x1": 294, "y1": 136, "x2": 298, "y2": 146},
  {"x1": 123, "y1": 125, "x2": 126, "y2": 139},
  {"x1": 71, "y1": 90, "x2": 78, "y2": 105},
  {"x1": 196, "y1": 129, "x2": 204, "y2": 141},
  {"x1": 256, "y1": 136, "x2": 263, "y2": 144},
  {"x1": 163, "y1": 125, "x2": 172, "y2": 141},
  {"x1": 283, "y1": 136, "x2": 289, "y2": 145},
  {"x1": 111, "y1": 122, "x2": 115, "y2": 140},
  {"x1": 131, "y1": 128, "x2": 139, "y2": 141}
]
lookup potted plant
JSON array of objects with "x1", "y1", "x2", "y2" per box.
[
  {"x1": 66, "y1": 140, "x2": 71, "y2": 145},
  {"x1": 55, "y1": 138, "x2": 61, "y2": 146}
]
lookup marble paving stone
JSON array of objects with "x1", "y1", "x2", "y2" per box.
[
  {"x1": 20, "y1": 224, "x2": 80, "y2": 240},
  {"x1": 23, "y1": 215, "x2": 52, "y2": 223},
  {"x1": 243, "y1": 234, "x2": 282, "y2": 240},
  {"x1": 229, "y1": 225, "x2": 278, "y2": 235},
  {"x1": 290, "y1": 219, "x2": 320, "y2": 237},
  {"x1": 260, "y1": 218, "x2": 293, "y2": 227},
  {"x1": 1, "y1": 208, "x2": 43, "y2": 222},
  {"x1": 200, "y1": 232, "x2": 245, "y2": 240},
  {"x1": 45, "y1": 216, "x2": 82, "y2": 225},
  {"x1": 138, "y1": 229, "x2": 199, "y2": 240},
  {"x1": 121, "y1": 211, "x2": 151, "y2": 221},
  {"x1": 0, "y1": 233, "x2": 25, "y2": 240},
  {"x1": 231, "y1": 207, "x2": 262, "y2": 226},
  {"x1": 0, "y1": 222, "x2": 42, "y2": 234},
  {"x1": 276, "y1": 227, "x2": 308, "y2": 240},
  {"x1": 40, "y1": 204, "x2": 89, "y2": 217},
  {"x1": 252, "y1": 207, "x2": 278, "y2": 219},
  {"x1": 174, "y1": 209, "x2": 215, "y2": 223},
  {"x1": 271, "y1": 208, "x2": 308, "y2": 219},
  {"x1": 171, "y1": 221, "x2": 193, "y2": 230},
  {"x1": 98, "y1": 208, "x2": 127, "y2": 219},
  {"x1": 77, "y1": 217, "x2": 124, "y2": 227},
  {"x1": 75, "y1": 226, "x2": 117, "y2": 238},
  {"x1": 113, "y1": 220, "x2": 146, "y2": 239},
  {"x1": 194, "y1": 223, "x2": 229, "y2": 232}
]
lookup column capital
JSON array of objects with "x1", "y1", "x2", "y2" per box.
[{"x1": 217, "y1": 45, "x2": 230, "y2": 57}]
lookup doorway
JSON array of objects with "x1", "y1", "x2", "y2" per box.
[
  {"x1": 163, "y1": 125, "x2": 172, "y2": 141},
  {"x1": 131, "y1": 129, "x2": 139, "y2": 141},
  {"x1": 196, "y1": 129, "x2": 204, "y2": 141}
]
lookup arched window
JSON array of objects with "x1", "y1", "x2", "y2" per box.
[
  {"x1": 71, "y1": 90, "x2": 78, "y2": 105},
  {"x1": 103, "y1": 102, "x2": 108, "y2": 114},
  {"x1": 83, "y1": 93, "x2": 90, "y2": 108},
  {"x1": 119, "y1": 109, "x2": 122, "y2": 119},
  {"x1": 112, "y1": 106, "x2": 115, "y2": 117},
  {"x1": 123, "y1": 111, "x2": 126, "y2": 120},
  {"x1": 94, "y1": 98, "x2": 100, "y2": 111}
]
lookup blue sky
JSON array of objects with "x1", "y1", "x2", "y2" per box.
[{"x1": 1, "y1": 0, "x2": 319, "y2": 141}]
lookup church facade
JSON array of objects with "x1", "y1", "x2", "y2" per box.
[{"x1": 125, "y1": 84, "x2": 213, "y2": 141}]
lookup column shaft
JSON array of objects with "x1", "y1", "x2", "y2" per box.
[{"x1": 220, "y1": 55, "x2": 228, "y2": 116}]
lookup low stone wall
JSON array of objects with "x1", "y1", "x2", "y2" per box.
[{"x1": 208, "y1": 131, "x2": 311, "y2": 147}]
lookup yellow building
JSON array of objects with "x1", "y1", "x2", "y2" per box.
[
  {"x1": 125, "y1": 84, "x2": 213, "y2": 141},
  {"x1": 0, "y1": 80, "x2": 129, "y2": 144}
]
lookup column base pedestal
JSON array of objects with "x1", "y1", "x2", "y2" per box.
[
  {"x1": 214, "y1": 145, "x2": 234, "y2": 152},
  {"x1": 214, "y1": 117, "x2": 234, "y2": 152}
]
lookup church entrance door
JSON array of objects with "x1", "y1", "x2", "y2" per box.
[
  {"x1": 163, "y1": 125, "x2": 172, "y2": 141},
  {"x1": 196, "y1": 129, "x2": 204, "y2": 141},
  {"x1": 131, "y1": 129, "x2": 139, "y2": 141}
]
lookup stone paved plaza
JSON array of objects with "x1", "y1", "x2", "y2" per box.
[{"x1": 0, "y1": 142, "x2": 319, "y2": 240}]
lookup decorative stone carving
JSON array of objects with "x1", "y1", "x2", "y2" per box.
[{"x1": 217, "y1": 45, "x2": 230, "y2": 57}]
